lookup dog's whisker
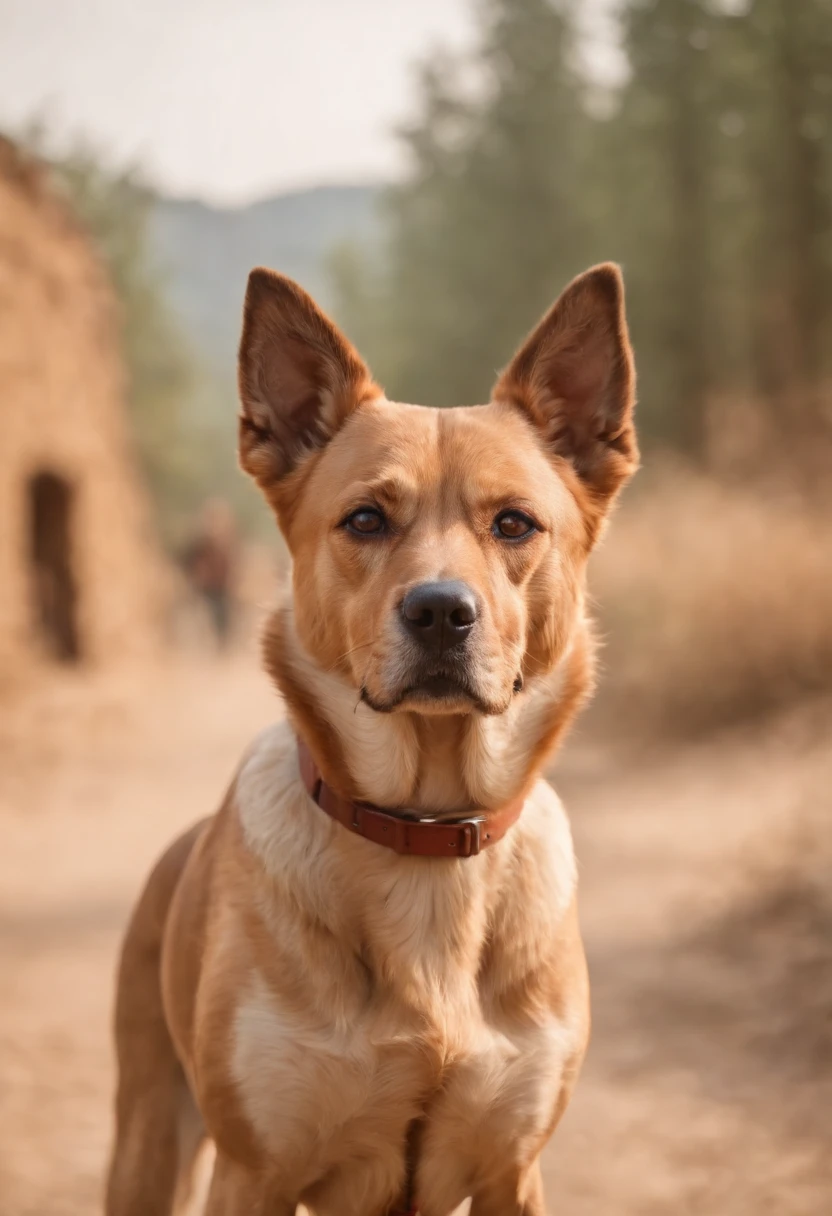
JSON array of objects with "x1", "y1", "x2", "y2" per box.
[
  {"x1": 522, "y1": 653, "x2": 552, "y2": 674},
  {"x1": 326, "y1": 639, "x2": 377, "y2": 673}
]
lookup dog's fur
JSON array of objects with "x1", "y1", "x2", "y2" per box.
[{"x1": 106, "y1": 264, "x2": 637, "y2": 1216}]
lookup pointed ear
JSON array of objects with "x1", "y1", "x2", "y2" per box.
[
  {"x1": 238, "y1": 268, "x2": 381, "y2": 492},
  {"x1": 493, "y1": 263, "x2": 638, "y2": 507}
]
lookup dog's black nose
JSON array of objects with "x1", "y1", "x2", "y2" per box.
[{"x1": 401, "y1": 580, "x2": 478, "y2": 651}]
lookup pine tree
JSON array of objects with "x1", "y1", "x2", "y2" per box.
[
  {"x1": 742, "y1": 0, "x2": 832, "y2": 420},
  {"x1": 333, "y1": 0, "x2": 832, "y2": 464},
  {"x1": 613, "y1": 0, "x2": 719, "y2": 455},
  {"x1": 333, "y1": 0, "x2": 591, "y2": 408}
]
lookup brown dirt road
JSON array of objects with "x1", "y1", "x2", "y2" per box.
[{"x1": 1, "y1": 650, "x2": 830, "y2": 1215}]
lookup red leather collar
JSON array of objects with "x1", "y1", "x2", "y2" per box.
[{"x1": 297, "y1": 737, "x2": 523, "y2": 858}]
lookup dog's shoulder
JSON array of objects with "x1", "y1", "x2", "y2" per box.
[
  {"x1": 515, "y1": 777, "x2": 577, "y2": 910},
  {"x1": 236, "y1": 719, "x2": 297, "y2": 800},
  {"x1": 232, "y1": 718, "x2": 345, "y2": 889},
  {"x1": 234, "y1": 718, "x2": 305, "y2": 855}
]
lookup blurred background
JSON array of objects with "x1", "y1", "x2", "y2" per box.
[{"x1": 1, "y1": 0, "x2": 830, "y2": 1213}]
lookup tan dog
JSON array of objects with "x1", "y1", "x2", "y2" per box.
[{"x1": 106, "y1": 263, "x2": 637, "y2": 1216}]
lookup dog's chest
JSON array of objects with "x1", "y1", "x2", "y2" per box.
[
  {"x1": 228, "y1": 739, "x2": 580, "y2": 1196},
  {"x1": 228, "y1": 960, "x2": 569, "y2": 1201}
]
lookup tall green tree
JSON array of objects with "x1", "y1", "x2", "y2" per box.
[
  {"x1": 334, "y1": 0, "x2": 592, "y2": 408},
  {"x1": 611, "y1": 0, "x2": 719, "y2": 454},
  {"x1": 738, "y1": 0, "x2": 832, "y2": 420},
  {"x1": 334, "y1": 0, "x2": 832, "y2": 464}
]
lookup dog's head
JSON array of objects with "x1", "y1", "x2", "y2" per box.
[{"x1": 238, "y1": 266, "x2": 637, "y2": 718}]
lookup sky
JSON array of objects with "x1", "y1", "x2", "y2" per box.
[{"x1": 0, "y1": 0, "x2": 621, "y2": 205}]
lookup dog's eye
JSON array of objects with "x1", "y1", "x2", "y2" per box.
[
  {"x1": 345, "y1": 507, "x2": 386, "y2": 536},
  {"x1": 494, "y1": 511, "x2": 537, "y2": 540}
]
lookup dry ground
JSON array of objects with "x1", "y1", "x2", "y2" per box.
[{"x1": 1, "y1": 646, "x2": 830, "y2": 1215}]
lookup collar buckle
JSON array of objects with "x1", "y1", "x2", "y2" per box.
[{"x1": 455, "y1": 816, "x2": 484, "y2": 857}]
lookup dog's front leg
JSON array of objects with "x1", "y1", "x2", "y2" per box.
[
  {"x1": 468, "y1": 1160, "x2": 546, "y2": 1216},
  {"x1": 203, "y1": 1153, "x2": 297, "y2": 1216}
]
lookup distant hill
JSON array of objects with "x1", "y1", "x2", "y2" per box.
[{"x1": 149, "y1": 184, "x2": 381, "y2": 377}]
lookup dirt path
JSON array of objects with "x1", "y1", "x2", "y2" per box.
[
  {"x1": 547, "y1": 707, "x2": 832, "y2": 1214},
  {"x1": 1, "y1": 653, "x2": 829, "y2": 1214}
]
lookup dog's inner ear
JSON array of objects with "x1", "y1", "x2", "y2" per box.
[
  {"x1": 238, "y1": 268, "x2": 381, "y2": 490},
  {"x1": 493, "y1": 263, "x2": 638, "y2": 504}
]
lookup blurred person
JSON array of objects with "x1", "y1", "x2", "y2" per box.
[{"x1": 181, "y1": 497, "x2": 238, "y2": 649}]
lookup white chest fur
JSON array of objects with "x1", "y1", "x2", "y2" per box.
[{"x1": 232, "y1": 723, "x2": 580, "y2": 1209}]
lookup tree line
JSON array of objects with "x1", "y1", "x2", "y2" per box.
[{"x1": 332, "y1": 0, "x2": 832, "y2": 466}]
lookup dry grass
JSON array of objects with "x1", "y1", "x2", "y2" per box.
[
  {"x1": 590, "y1": 461, "x2": 832, "y2": 733},
  {"x1": 646, "y1": 776, "x2": 832, "y2": 1084},
  {"x1": 705, "y1": 799, "x2": 832, "y2": 1077}
]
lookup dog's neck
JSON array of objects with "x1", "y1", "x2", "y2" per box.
[{"x1": 264, "y1": 603, "x2": 593, "y2": 814}]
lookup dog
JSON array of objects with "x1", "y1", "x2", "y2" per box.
[{"x1": 105, "y1": 261, "x2": 637, "y2": 1216}]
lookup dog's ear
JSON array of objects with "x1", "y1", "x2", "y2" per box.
[
  {"x1": 238, "y1": 268, "x2": 381, "y2": 491},
  {"x1": 493, "y1": 263, "x2": 638, "y2": 507}
]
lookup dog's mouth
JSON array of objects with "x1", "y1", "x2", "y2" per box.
[
  {"x1": 361, "y1": 666, "x2": 505, "y2": 716},
  {"x1": 402, "y1": 672, "x2": 492, "y2": 715},
  {"x1": 413, "y1": 673, "x2": 471, "y2": 699}
]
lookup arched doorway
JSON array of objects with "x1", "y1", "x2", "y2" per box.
[{"x1": 28, "y1": 471, "x2": 80, "y2": 661}]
